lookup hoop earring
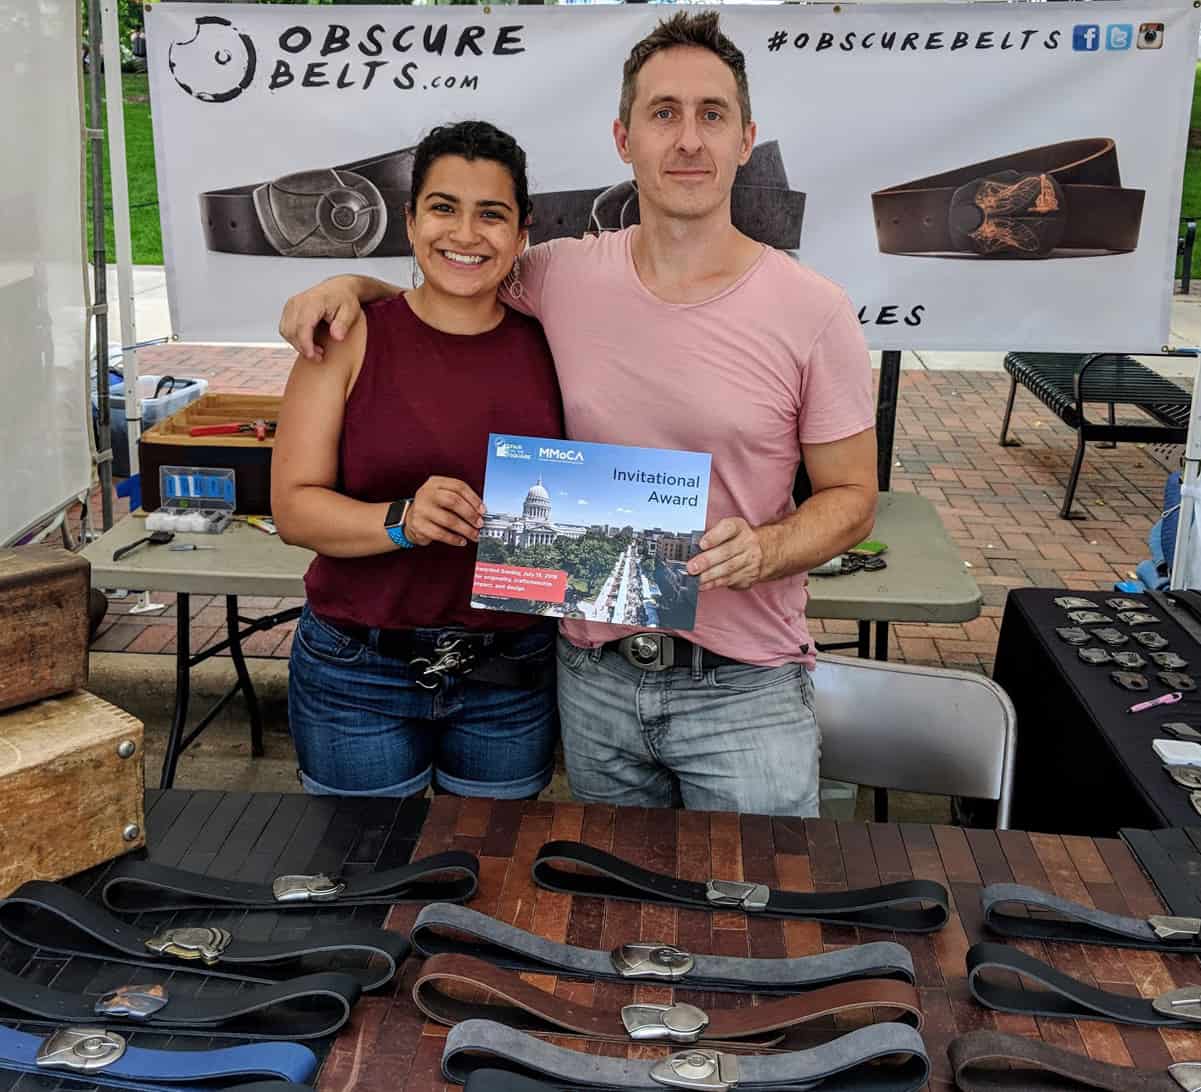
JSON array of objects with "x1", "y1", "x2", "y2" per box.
[
  {"x1": 503, "y1": 253, "x2": 524, "y2": 300},
  {"x1": 410, "y1": 259, "x2": 423, "y2": 290}
]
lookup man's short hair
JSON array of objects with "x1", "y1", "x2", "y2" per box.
[{"x1": 619, "y1": 11, "x2": 752, "y2": 129}]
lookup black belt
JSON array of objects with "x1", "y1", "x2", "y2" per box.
[
  {"x1": 409, "y1": 902, "x2": 915, "y2": 994},
  {"x1": 950, "y1": 1030, "x2": 1201, "y2": 1092},
  {"x1": 0, "y1": 881, "x2": 407, "y2": 991},
  {"x1": 532, "y1": 841, "x2": 950, "y2": 932},
  {"x1": 318, "y1": 615, "x2": 550, "y2": 690},
  {"x1": 982, "y1": 881, "x2": 1201, "y2": 952},
  {"x1": 599, "y1": 634, "x2": 743, "y2": 672},
  {"x1": 966, "y1": 942, "x2": 1201, "y2": 1028},
  {"x1": 0, "y1": 963, "x2": 359, "y2": 1040},
  {"x1": 100, "y1": 851, "x2": 478, "y2": 913},
  {"x1": 443, "y1": 1019, "x2": 930, "y2": 1091}
]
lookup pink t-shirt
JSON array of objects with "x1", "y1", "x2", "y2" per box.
[{"x1": 510, "y1": 228, "x2": 874, "y2": 667}]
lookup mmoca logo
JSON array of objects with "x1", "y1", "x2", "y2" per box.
[{"x1": 169, "y1": 17, "x2": 257, "y2": 103}]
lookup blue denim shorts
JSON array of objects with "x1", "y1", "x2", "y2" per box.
[{"x1": 287, "y1": 605, "x2": 558, "y2": 798}]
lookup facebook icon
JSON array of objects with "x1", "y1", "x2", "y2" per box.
[
  {"x1": 1073, "y1": 24, "x2": 1101, "y2": 51},
  {"x1": 1106, "y1": 24, "x2": 1133, "y2": 50}
]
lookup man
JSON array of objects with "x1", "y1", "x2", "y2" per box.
[{"x1": 278, "y1": 11, "x2": 878, "y2": 816}]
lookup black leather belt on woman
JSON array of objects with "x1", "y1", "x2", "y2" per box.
[
  {"x1": 950, "y1": 1030, "x2": 1201, "y2": 1092},
  {"x1": 100, "y1": 851, "x2": 478, "y2": 913},
  {"x1": 409, "y1": 903, "x2": 916, "y2": 993},
  {"x1": 872, "y1": 138, "x2": 1144, "y2": 258},
  {"x1": 317, "y1": 614, "x2": 551, "y2": 690},
  {"x1": 600, "y1": 633, "x2": 744, "y2": 672},
  {"x1": 0, "y1": 881, "x2": 407, "y2": 991},
  {"x1": 443, "y1": 1019, "x2": 930, "y2": 1091},
  {"x1": 532, "y1": 841, "x2": 950, "y2": 932}
]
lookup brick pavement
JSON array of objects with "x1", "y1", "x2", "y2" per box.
[{"x1": 92, "y1": 344, "x2": 1177, "y2": 675}]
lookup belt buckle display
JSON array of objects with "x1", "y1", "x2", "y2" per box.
[
  {"x1": 1170, "y1": 1062, "x2": 1201, "y2": 1091},
  {"x1": 144, "y1": 925, "x2": 233, "y2": 965},
  {"x1": 1149, "y1": 915, "x2": 1201, "y2": 942},
  {"x1": 618, "y1": 633, "x2": 674, "y2": 672},
  {"x1": 253, "y1": 167, "x2": 387, "y2": 258},
  {"x1": 650, "y1": 1049, "x2": 739, "y2": 1091},
  {"x1": 611, "y1": 942, "x2": 695, "y2": 980},
  {"x1": 410, "y1": 637, "x2": 478, "y2": 690},
  {"x1": 622, "y1": 1002, "x2": 710, "y2": 1043},
  {"x1": 94, "y1": 983, "x2": 168, "y2": 1020},
  {"x1": 704, "y1": 879, "x2": 770, "y2": 912},
  {"x1": 948, "y1": 171, "x2": 1066, "y2": 257},
  {"x1": 36, "y1": 1028, "x2": 127, "y2": 1072},
  {"x1": 272, "y1": 872, "x2": 346, "y2": 903}
]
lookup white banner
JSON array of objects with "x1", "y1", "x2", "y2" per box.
[{"x1": 148, "y1": 2, "x2": 1200, "y2": 351}]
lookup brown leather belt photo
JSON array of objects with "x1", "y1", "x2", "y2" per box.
[{"x1": 872, "y1": 138, "x2": 1144, "y2": 259}]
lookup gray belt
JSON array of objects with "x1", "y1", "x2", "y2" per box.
[
  {"x1": 409, "y1": 903, "x2": 914, "y2": 995},
  {"x1": 982, "y1": 882, "x2": 1201, "y2": 951},
  {"x1": 443, "y1": 1019, "x2": 930, "y2": 1091}
]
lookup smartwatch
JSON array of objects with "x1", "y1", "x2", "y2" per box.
[{"x1": 385, "y1": 498, "x2": 415, "y2": 549}]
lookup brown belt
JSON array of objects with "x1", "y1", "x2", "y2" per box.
[
  {"x1": 949, "y1": 1031, "x2": 1201, "y2": 1091},
  {"x1": 412, "y1": 953, "x2": 922, "y2": 1048},
  {"x1": 872, "y1": 138, "x2": 1144, "y2": 259}
]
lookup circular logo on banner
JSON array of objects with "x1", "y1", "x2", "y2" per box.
[{"x1": 169, "y1": 17, "x2": 257, "y2": 103}]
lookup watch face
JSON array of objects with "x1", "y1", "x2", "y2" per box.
[{"x1": 386, "y1": 498, "x2": 410, "y2": 529}]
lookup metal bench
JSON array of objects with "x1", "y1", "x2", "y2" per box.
[{"x1": 999, "y1": 352, "x2": 1191, "y2": 519}]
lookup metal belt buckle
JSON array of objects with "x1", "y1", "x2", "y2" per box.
[
  {"x1": 1171, "y1": 1062, "x2": 1201, "y2": 1091},
  {"x1": 622, "y1": 1002, "x2": 709, "y2": 1043},
  {"x1": 253, "y1": 167, "x2": 387, "y2": 258},
  {"x1": 948, "y1": 170, "x2": 1066, "y2": 257},
  {"x1": 650, "y1": 1049, "x2": 739, "y2": 1090},
  {"x1": 272, "y1": 873, "x2": 346, "y2": 903},
  {"x1": 1149, "y1": 915, "x2": 1201, "y2": 942},
  {"x1": 1167, "y1": 765, "x2": 1201, "y2": 790},
  {"x1": 618, "y1": 633, "x2": 674, "y2": 672},
  {"x1": 705, "y1": 879, "x2": 770, "y2": 912},
  {"x1": 144, "y1": 925, "x2": 233, "y2": 965},
  {"x1": 1154, "y1": 987, "x2": 1201, "y2": 1022},
  {"x1": 410, "y1": 638, "x2": 477, "y2": 690},
  {"x1": 36, "y1": 1028, "x2": 127, "y2": 1072},
  {"x1": 611, "y1": 942, "x2": 695, "y2": 980},
  {"x1": 94, "y1": 984, "x2": 168, "y2": 1020}
]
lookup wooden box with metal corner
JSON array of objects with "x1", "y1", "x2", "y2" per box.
[
  {"x1": 0, "y1": 691, "x2": 144, "y2": 896},
  {"x1": 0, "y1": 547, "x2": 90, "y2": 713}
]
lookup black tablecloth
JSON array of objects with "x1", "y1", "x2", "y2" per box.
[{"x1": 995, "y1": 588, "x2": 1201, "y2": 835}]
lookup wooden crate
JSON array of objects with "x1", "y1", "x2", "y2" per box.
[
  {"x1": 0, "y1": 547, "x2": 89, "y2": 713},
  {"x1": 0, "y1": 691, "x2": 144, "y2": 896},
  {"x1": 139, "y1": 393, "x2": 282, "y2": 515}
]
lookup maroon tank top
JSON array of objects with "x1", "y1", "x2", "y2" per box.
[{"x1": 304, "y1": 294, "x2": 564, "y2": 631}]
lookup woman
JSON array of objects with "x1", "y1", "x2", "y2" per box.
[{"x1": 271, "y1": 121, "x2": 564, "y2": 799}]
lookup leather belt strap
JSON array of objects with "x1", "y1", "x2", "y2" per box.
[
  {"x1": 966, "y1": 942, "x2": 1201, "y2": 1028},
  {"x1": 100, "y1": 851, "x2": 478, "y2": 913},
  {"x1": 0, "y1": 1023, "x2": 317, "y2": 1092},
  {"x1": 981, "y1": 882, "x2": 1201, "y2": 952},
  {"x1": 872, "y1": 139, "x2": 1144, "y2": 258},
  {"x1": 532, "y1": 841, "x2": 950, "y2": 932},
  {"x1": 410, "y1": 903, "x2": 915, "y2": 994},
  {"x1": 412, "y1": 952, "x2": 922, "y2": 1047},
  {"x1": 949, "y1": 1030, "x2": 1201, "y2": 1092},
  {"x1": 442, "y1": 1019, "x2": 930, "y2": 1091},
  {"x1": 0, "y1": 881, "x2": 407, "y2": 991},
  {"x1": 0, "y1": 962, "x2": 359, "y2": 1040}
]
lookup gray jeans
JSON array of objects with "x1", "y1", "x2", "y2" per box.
[{"x1": 556, "y1": 635, "x2": 820, "y2": 816}]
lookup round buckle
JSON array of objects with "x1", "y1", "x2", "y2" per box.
[
  {"x1": 629, "y1": 634, "x2": 660, "y2": 665},
  {"x1": 948, "y1": 170, "x2": 1066, "y2": 257}
]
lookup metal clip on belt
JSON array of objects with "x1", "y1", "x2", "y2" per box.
[
  {"x1": 412, "y1": 952, "x2": 922, "y2": 1047},
  {"x1": 951, "y1": 1030, "x2": 1201, "y2": 1092},
  {"x1": 0, "y1": 1022, "x2": 317, "y2": 1092},
  {"x1": 443, "y1": 1019, "x2": 930, "y2": 1091},
  {"x1": 0, "y1": 961, "x2": 360, "y2": 1040},
  {"x1": 409, "y1": 903, "x2": 915, "y2": 994},
  {"x1": 967, "y1": 942, "x2": 1201, "y2": 1028},
  {"x1": 982, "y1": 882, "x2": 1201, "y2": 952},
  {"x1": 0, "y1": 880, "x2": 407, "y2": 991},
  {"x1": 100, "y1": 850, "x2": 479, "y2": 913},
  {"x1": 531, "y1": 841, "x2": 950, "y2": 932}
]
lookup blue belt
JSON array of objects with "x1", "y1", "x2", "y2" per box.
[{"x1": 0, "y1": 1024, "x2": 317, "y2": 1092}]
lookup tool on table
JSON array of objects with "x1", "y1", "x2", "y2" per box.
[
  {"x1": 168, "y1": 543, "x2": 216, "y2": 551},
  {"x1": 189, "y1": 419, "x2": 276, "y2": 441},
  {"x1": 112, "y1": 530, "x2": 174, "y2": 561},
  {"x1": 1128, "y1": 691, "x2": 1182, "y2": 714},
  {"x1": 246, "y1": 516, "x2": 278, "y2": 535}
]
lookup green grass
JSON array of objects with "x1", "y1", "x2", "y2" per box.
[{"x1": 84, "y1": 72, "x2": 162, "y2": 265}]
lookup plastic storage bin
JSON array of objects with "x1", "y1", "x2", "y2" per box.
[{"x1": 92, "y1": 371, "x2": 209, "y2": 477}]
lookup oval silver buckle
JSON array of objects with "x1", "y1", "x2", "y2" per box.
[
  {"x1": 36, "y1": 1028, "x2": 127, "y2": 1072},
  {"x1": 650, "y1": 1049, "x2": 738, "y2": 1090},
  {"x1": 272, "y1": 873, "x2": 345, "y2": 903},
  {"x1": 622, "y1": 1002, "x2": 709, "y2": 1043},
  {"x1": 144, "y1": 925, "x2": 233, "y2": 965},
  {"x1": 610, "y1": 942, "x2": 695, "y2": 980}
]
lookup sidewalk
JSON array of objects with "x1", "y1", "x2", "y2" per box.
[{"x1": 90, "y1": 269, "x2": 1201, "y2": 674}]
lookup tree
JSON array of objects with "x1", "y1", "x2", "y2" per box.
[{"x1": 477, "y1": 538, "x2": 508, "y2": 564}]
